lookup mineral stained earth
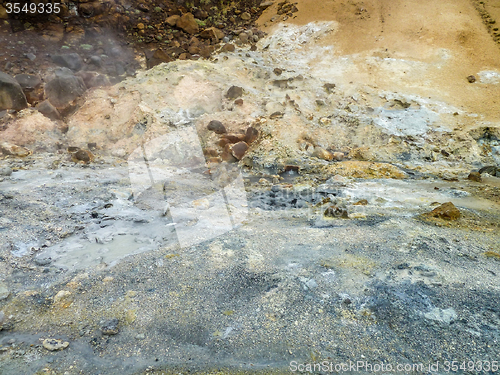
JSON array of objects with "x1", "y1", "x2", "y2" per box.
[{"x1": 1, "y1": 0, "x2": 500, "y2": 374}]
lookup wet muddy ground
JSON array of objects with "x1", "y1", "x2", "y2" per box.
[{"x1": 0, "y1": 155, "x2": 499, "y2": 374}]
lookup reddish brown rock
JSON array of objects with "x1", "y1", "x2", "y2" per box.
[
  {"x1": 222, "y1": 134, "x2": 246, "y2": 144},
  {"x1": 234, "y1": 98, "x2": 244, "y2": 105},
  {"x1": 231, "y1": 141, "x2": 249, "y2": 160},
  {"x1": 72, "y1": 149, "x2": 94, "y2": 163},
  {"x1": 200, "y1": 27, "x2": 225, "y2": 41},
  {"x1": 176, "y1": 13, "x2": 199, "y2": 35},
  {"x1": 166, "y1": 15, "x2": 180, "y2": 26},
  {"x1": 245, "y1": 127, "x2": 259, "y2": 144},
  {"x1": 424, "y1": 202, "x2": 461, "y2": 221},
  {"x1": 221, "y1": 43, "x2": 236, "y2": 53},
  {"x1": 221, "y1": 144, "x2": 237, "y2": 162}
]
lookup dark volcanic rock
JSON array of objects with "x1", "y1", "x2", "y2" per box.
[
  {"x1": 14, "y1": 74, "x2": 41, "y2": 90},
  {"x1": 44, "y1": 68, "x2": 86, "y2": 108},
  {"x1": 207, "y1": 120, "x2": 226, "y2": 134},
  {"x1": 226, "y1": 85, "x2": 243, "y2": 99},
  {"x1": 36, "y1": 100, "x2": 61, "y2": 120},
  {"x1": 51, "y1": 53, "x2": 83, "y2": 71},
  {"x1": 0, "y1": 72, "x2": 28, "y2": 111}
]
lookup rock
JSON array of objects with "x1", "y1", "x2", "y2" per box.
[
  {"x1": 324, "y1": 205, "x2": 349, "y2": 218},
  {"x1": 14, "y1": 74, "x2": 41, "y2": 90},
  {"x1": 42, "y1": 338, "x2": 69, "y2": 351},
  {"x1": 0, "y1": 311, "x2": 4, "y2": 330},
  {"x1": 226, "y1": 85, "x2": 243, "y2": 99},
  {"x1": 234, "y1": 98, "x2": 244, "y2": 105},
  {"x1": 200, "y1": 27, "x2": 225, "y2": 41},
  {"x1": 260, "y1": 1, "x2": 274, "y2": 9},
  {"x1": 312, "y1": 147, "x2": 334, "y2": 161},
  {"x1": 0, "y1": 282, "x2": 10, "y2": 300},
  {"x1": 221, "y1": 43, "x2": 236, "y2": 52},
  {"x1": 231, "y1": 141, "x2": 249, "y2": 160},
  {"x1": 176, "y1": 13, "x2": 199, "y2": 35},
  {"x1": 239, "y1": 33, "x2": 249, "y2": 43},
  {"x1": 34, "y1": 257, "x2": 52, "y2": 266},
  {"x1": 332, "y1": 152, "x2": 344, "y2": 161},
  {"x1": 145, "y1": 49, "x2": 174, "y2": 69},
  {"x1": 53, "y1": 290, "x2": 73, "y2": 308},
  {"x1": 269, "y1": 111, "x2": 284, "y2": 119},
  {"x1": 479, "y1": 165, "x2": 498, "y2": 176},
  {"x1": 207, "y1": 120, "x2": 226, "y2": 134},
  {"x1": 240, "y1": 12, "x2": 251, "y2": 20},
  {"x1": 354, "y1": 199, "x2": 368, "y2": 206},
  {"x1": 273, "y1": 68, "x2": 283, "y2": 76},
  {"x1": 0, "y1": 142, "x2": 31, "y2": 157},
  {"x1": 425, "y1": 202, "x2": 461, "y2": 221},
  {"x1": 424, "y1": 307, "x2": 457, "y2": 324},
  {"x1": 245, "y1": 126, "x2": 259, "y2": 144},
  {"x1": 88, "y1": 74, "x2": 111, "y2": 88},
  {"x1": 165, "y1": 15, "x2": 180, "y2": 26},
  {"x1": 51, "y1": 53, "x2": 83, "y2": 71},
  {"x1": 467, "y1": 75, "x2": 476, "y2": 83},
  {"x1": 36, "y1": 100, "x2": 61, "y2": 121},
  {"x1": 0, "y1": 167, "x2": 12, "y2": 176},
  {"x1": 135, "y1": 333, "x2": 145, "y2": 340},
  {"x1": 72, "y1": 149, "x2": 94, "y2": 163},
  {"x1": 0, "y1": 72, "x2": 28, "y2": 111},
  {"x1": 44, "y1": 68, "x2": 86, "y2": 108},
  {"x1": 101, "y1": 318, "x2": 120, "y2": 335},
  {"x1": 89, "y1": 55, "x2": 102, "y2": 67},
  {"x1": 467, "y1": 172, "x2": 482, "y2": 182}
]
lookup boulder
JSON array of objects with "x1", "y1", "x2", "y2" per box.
[
  {"x1": 51, "y1": 53, "x2": 83, "y2": 71},
  {"x1": 44, "y1": 68, "x2": 86, "y2": 109},
  {"x1": 0, "y1": 72, "x2": 28, "y2": 111},
  {"x1": 14, "y1": 74, "x2": 42, "y2": 90},
  {"x1": 176, "y1": 13, "x2": 199, "y2": 35}
]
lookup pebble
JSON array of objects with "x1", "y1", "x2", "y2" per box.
[
  {"x1": 0, "y1": 310, "x2": 5, "y2": 330},
  {"x1": 0, "y1": 282, "x2": 10, "y2": 300},
  {"x1": 0, "y1": 167, "x2": 12, "y2": 176},
  {"x1": 353, "y1": 199, "x2": 368, "y2": 206},
  {"x1": 101, "y1": 318, "x2": 120, "y2": 335},
  {"x1": 467, "y1": 75, "x2": 476, "y2": 83},
  {"x1": 226, "y1": 86, "x2": 243, "y2": 99},
  {"x1": 42, "y1": 338, "x2": 69, "y2": 351},
  {"x1": 231, "y1": 141, "x2": 249, "y2": 160},
  {"x1": 324, "y1": 205, "x2": 349, "y2": 218},
  {"x1": 207, "y1": 120, "x2": 227, "y2": 134},
  {"x1": 135, "y1": 333, "x2": 145, "y2": 340},
  {"x1": 312, "y1": 147, "x2": 334, "y2": 161}
]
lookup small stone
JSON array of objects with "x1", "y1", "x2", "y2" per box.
[
  {"x1": 51, "y1": 53, "x2": 83, "y2": 71},
  {"x1": 101, "y1": 318, "x2": 119, "y2": 335},
  {"x1": 72, "y1": 149, "x2": 93, "y2": 163},
  {"x1": 332, "y1": 152, "x2": 344, "y2": 161},
  {"x1": 239, "y1": 33, "x2": 249, "y2": 43},
  {"x1": 234, "y1": 98, "x2": 244, "y2": 105},
  {"x1": 207, "y1": 120, "x2": 226, "y2": 134},
  {"x1": 425, "y1": 202, "x2": 461, "y2": 221},
  {"x1": 273, "y1": 67, "x2": 283, "y2": 76},
  {"x1": 0, "y1": 142, "x2": 31, "y2": 157},
  {"x1": 467, "y1": 172, "x2": 482, "y2": 182},
  {"x1": 200, "y1": 27, "x2": 225, "y2": 41},
  {"x1": 424, "y1": 307, "x2": 457, "y2": 324},
  {"x1": 221, "y1": 43, "x2": 236, "y2": 52},
  {"x1": 42, "y1": 338, "x2": 69, "y2": 351},
  {"x1": 324, "y1": 205, "x2": 349, "y2": 219},
  {"x1": 34, "y1": 258, "x2": 52, "y2": 266},
  {"x1": 353, "y1": 199, "x2": 368, "y2": 206},
  {"x1": 137, "y1": 23, "x2": 145, "y2": 30},
  {"x1": 240, "y1": 12, "x2": 251, "y2": 20},
  {"x1": 260, "y1": 1, "x2": 274, "y2": 9},
  {"x1": 165, "y1": 15, "x2": 180, "y2": 26},
  {"x1": 36, "y1": 100, "x2": 61, "y2": 121},
  {"x1": 231, "y1": 141, "x2": 249, "y2": 160},
  {"x1": 53, "y1": 290, "x2": 72, "y2": 308},
  {"x1": 269, "y1": 111, "x2": 284, "y2": 119},
  {"x1": 467, "y1": 75, "x2": 476, "y2": 83},
  {"x1": 312, "y1": 147, "x2": 334, "y2": 161},
  {"x1": 0, "y1": 282, "x2": 10, "y2": 300},
  {"x1": 226, "y1": 86, "x2": 243, "y2": 99},
  {"x1": 0, "y1": 311, "x2": 5, "y2": 330},
  {"x1": 135, "y1": 333, "x2": 145, "y2": 340},
  {"x1": 0, "y1": 167, "x2": 12, "y2": 176},
  {"x1": 245, "y1": 127, "x2": 259, "y2": 144}
]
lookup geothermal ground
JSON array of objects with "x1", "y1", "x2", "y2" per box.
[{"x1": 0, "y1": 0, "x2": 500, "y2": 374}]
